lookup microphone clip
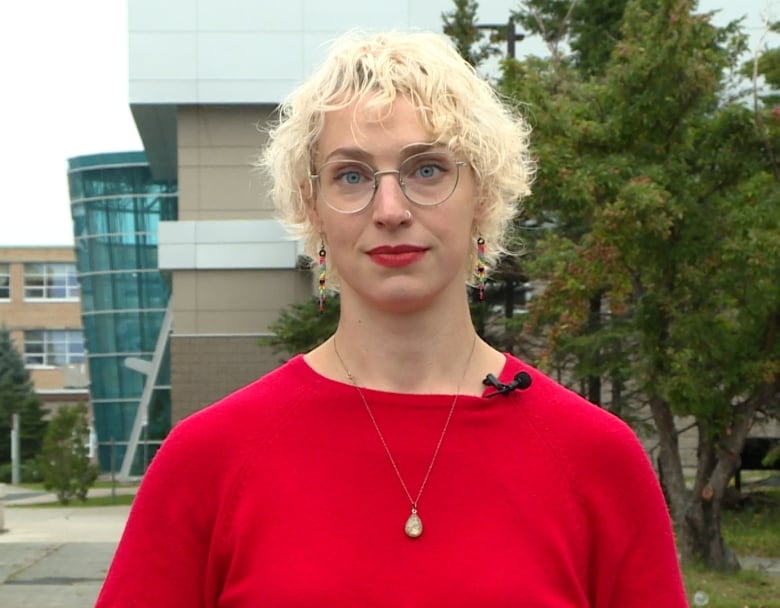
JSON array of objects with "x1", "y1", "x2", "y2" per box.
[{"x1": 483, "y1": 372, "x2": 532, "y2": 398}]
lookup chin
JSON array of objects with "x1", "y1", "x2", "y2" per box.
[
  {"x1": 342, "y1": 271, "x2": 460, "y2": 314},
  {"x1": 366, "y1": 283, "x2": 443, "y2": 315}
]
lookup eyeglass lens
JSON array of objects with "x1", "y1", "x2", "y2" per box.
[{"x1": 313, "y1": 152, "x2": 461, "y2": 213}]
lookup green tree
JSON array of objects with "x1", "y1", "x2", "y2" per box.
[
  {"x1": 38, "y1": 403, "x2": 98, "y2": 505},
  {"x1": 263, "y1": 294, "x2": 341, "y2": 359},
  {"x1": 442, "y1": 0, "x2": 536, "y2": 355},
  {"x1": 515, "y1": 0, "x2": 629, "y2": 74},
  {"x1": 268, "y1": 0, "x2": 778, "y2": 570},
  {"x1": 743, "y1": 21, "x2": 780, "y2": 106},
  {"x1": 262, "y1": 292, "x2": 517, "y2": 362},
  {"x1": 569, "y1": 0, "x2": 629, "y2": 75},
  {"x1": 0, "y1": 326, "x2": 48, "y2": 465},
  {"x1": 503, "y1": 0, "x2": 778, "y2": 570},
  {"x1": 442, "y1": 0, "x2": 502, "y2": 68}
]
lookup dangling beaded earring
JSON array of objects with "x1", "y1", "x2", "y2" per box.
[
  {"x1": 476, "y1": 236, "x2": 486, "y2": 301},
  {"x1": 318, "y1": 241, "x2": 327, "y2": 313}
]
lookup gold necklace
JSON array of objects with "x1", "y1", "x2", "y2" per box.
[{"x1": 333, "y1": 335, "x2": 477, "y2": 539}]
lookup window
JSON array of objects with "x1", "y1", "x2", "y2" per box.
[
  {"x1": 0, "y1": 263, "x2": 9, "y2": 299},
  {"x1": 24, "y1": 330, "x2": 86, "y2": 366},
  {"x1": 24, "y1": 263, "x2": 79, "y2": 300}
]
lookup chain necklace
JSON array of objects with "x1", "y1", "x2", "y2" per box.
[{"x1": 333, "y1": 335, "x2": 477, "y2": 539}]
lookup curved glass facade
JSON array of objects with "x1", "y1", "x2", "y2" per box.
[{"x1": 68, "y1": 152, "x2": 177, "y2": 475}]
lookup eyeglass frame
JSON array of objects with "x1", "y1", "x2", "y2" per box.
[{"x1": 308, "y1": 151, "x2": 467, "y2": 215}]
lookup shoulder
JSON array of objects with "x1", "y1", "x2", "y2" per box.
[
  {"x1": 150, "y1": 355, "x2": 320, "y2": 477},
  {"x1": 501, "y1": 354, "x2": 648, "y2": 467},
  {"x1": 501, "y1": 354, "x2": 667, "y2": 522},
  {"x1": 134, "y1": 355, "x2": 320, "y2": 507},
  {"x1": 170, "y1": 354, "x2": 315, "y2": 446}
]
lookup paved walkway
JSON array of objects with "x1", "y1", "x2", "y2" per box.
[
  {"x1": 0, "y1": 484, "x2": 133, "y2": 608},
  {"x1": 1, "y1": 484, "x2": 779, "y2": 607}
]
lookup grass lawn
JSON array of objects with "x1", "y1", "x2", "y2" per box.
[
  {"x1": 10, "y1": 480, "x2": 137, "y2": 508},
  {"x1": 682, "y1": 486, "x2": 780, "y2": 607},
  {"x1": 17, "y1": 480, "x2": 139, "y2": 492},
  {"x1": 683, "y1": 564, "x2": 780, "y2": 607},
  {"x1": 11, "y1": 493, "x2": 136, "y2": 508},
  {"x1": 722, "y1": 487, "x2": 780, "y2": 557}
]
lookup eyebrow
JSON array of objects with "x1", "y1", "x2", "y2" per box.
[{"x1": 321, "y1": 141, "x2": 443, "y2": 164}]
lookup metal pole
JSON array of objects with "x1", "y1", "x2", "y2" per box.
[
  {"x1": 10, "y1": 413, "x2": 20, "y2": 486},
  {"x1": 476, "y1": 19, "x2": 523, "y2": 60},
  {"x1": 110, "y1": 437, "x2": 116, "y2": 505},
  {"x1": 142, "y1": 422, "x2": 148, "y2": 474},
  {"x1": 507, "y1": 19, "x2": 516, "y2": 59},
  {"x1": 0, "y1": 483, "x2": 6, "y2": 532}
]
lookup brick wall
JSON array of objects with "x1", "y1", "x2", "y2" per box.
[{"x1": 170, "y1": 335, "x2": 285, "y2": 422}]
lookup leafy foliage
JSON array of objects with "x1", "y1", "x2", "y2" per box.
[
  {"x1": 502, "y1": 0, "x2": 779, "y2": 569},
  {"x1": 741, "y1": 21, "x2": 780, "y2": 105},
  {"x1": 569, "y1": 0, "x2": 629, "y2": 75},
  {"x1": 442, "y1": 0, "x2": 503, "y2": 67},
  {"x1": 0, "y1": 326, "x2": 48, "y2": 464},
  {"x1": 266, "y1": 0, "x2": 780, "y2": 571},
  {"x1": 0, "y1": 458, "x2": 43, "y2": 484},
  {"x1": 263, "y1": 291, "x2": 506, "y2": 360},
  {"x1": 38, "y1": 403, "x2": 98, "y2": 505},
  {"x1": 441, "y1": 0, "x2": 539, "y2": 355},
  {"x1": 262, "y1": 294, "x2": 341, "y2": 359}
]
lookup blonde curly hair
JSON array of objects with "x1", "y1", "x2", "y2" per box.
[{"x1": 259, "y1": 30, "x2": 534, "y2": 286}]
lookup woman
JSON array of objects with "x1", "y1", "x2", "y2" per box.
[{"x1": 96, "y1": 31, "x2": 688, "y2": 607}]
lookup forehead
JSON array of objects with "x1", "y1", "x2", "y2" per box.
[{"x1": 316, "y1": 96, "x2": 436, "y2": 161}]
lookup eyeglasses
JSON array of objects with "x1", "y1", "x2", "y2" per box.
[{"x1": 309, "y1": 151, "x2": 466, "y2": 214}]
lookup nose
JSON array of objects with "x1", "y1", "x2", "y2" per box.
[{"x1": 371, "y1": 170, "x2": 411, "y2": 226}]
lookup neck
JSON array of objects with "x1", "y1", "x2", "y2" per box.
[{"x1": 313, "y1": 290, "x2": 501, "y2": 396}]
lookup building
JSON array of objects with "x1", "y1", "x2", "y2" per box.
[
  {"x1": 123, "y1": 0, "x2": 780, "y2": 482},
  {"x1": 0, "y1": 247, "x2": 89, "y2": 412},
  {"x1": 68, "y1": 151, "x2": 177, "y2": 476},
  {"x1": 128, "y1": 0, "x2": 519, "y2": 422}
]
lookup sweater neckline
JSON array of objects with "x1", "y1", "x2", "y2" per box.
[{"x1": 290, "y1": 351, "x2": 519, "y2": 406}]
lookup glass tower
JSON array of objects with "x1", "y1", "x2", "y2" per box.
[{"x1": 68, "y1": 151, "x2": 178, "y2": 476}]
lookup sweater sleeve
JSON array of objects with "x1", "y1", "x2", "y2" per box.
[
  {"x1": 497, "y1": 358, "x2": 688, "y2": 606},
  {"x1": 576, "y1": 413, "x2": 688, "y2": 607},
  {"x1": 95, "y1": 408, "x2": 234, "y2": 608}
]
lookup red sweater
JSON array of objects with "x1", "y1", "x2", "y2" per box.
[{"x1": 97, "y1": 354, "x2": 688, "y2": 607}]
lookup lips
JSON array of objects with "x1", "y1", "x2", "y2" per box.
[{"x1": 367, "y1": 244, "x2": 428, "y2": 268}]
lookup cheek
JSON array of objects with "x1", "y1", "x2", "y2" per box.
[{"x1": 319, "y1": 217, "x2": 359, "y2": 257}]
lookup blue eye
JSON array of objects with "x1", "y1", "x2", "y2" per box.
[
  {"x1": 418, "y1": 164, "x2": 438, "y2": 179},
  {"x1": 343, "y1": 170, "x2": 362, "y2": 184}
]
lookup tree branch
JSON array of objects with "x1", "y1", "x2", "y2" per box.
[{"x1": 752, "y1": 17, "x2": 780, "y2": 181}]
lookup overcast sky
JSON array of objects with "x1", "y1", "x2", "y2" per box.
[{"x1": 0, "y1": 0, "x2": 776, "y2": 248}]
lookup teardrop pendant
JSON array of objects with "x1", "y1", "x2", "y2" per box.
[{"x1": 404, "y1": 508, "x2": 423, "y2": 538}]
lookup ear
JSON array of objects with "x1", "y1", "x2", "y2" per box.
[
  {"x1": 473, "y1": 194, "x2": 489, "y2": 223},
  {"x1": 301, "y1": 181, "x2": 324, "y2": 234}
]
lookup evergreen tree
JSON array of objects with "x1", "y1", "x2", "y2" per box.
[
  {"x1": 267, "y1": 0, "x2": 779, "y2": 569},
  {"x1": 262, "y1": 295, "x2": 341, "y2": 360},
  {"x1": 38, "y1": 403, "x2": 98, "y2": 504},
  {"x1": 0, "y1": 326, "x2": 48, "y2": 464},
  {"x1": 442, "y1": 0, "x2": 502, "y2": 68},
  {"x1": 569, "y1": 0, "x2": 629, "y2": 75},
  {"x1": 503, "y1": 0, "x2": 778, "y2": 570},
  {"x1": 514, "y1": 0, "x2": 629, "y2": 74},
  {"x1": 442, "y1": 0, "x2": 535, "y2": 354},
  {"x1": 743, "y1": 21, "x2": 780, "y2": 104}
]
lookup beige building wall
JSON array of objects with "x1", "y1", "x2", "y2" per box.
[
  {"x1": 169, "y1": 106, "x2": 312, "y2": 421},
  {"x1": 178, "y1": 105, "x2": 276, "y2": 220},
  {"x1": 0, "y1": 247, "x2": 89, "y2": 413}
]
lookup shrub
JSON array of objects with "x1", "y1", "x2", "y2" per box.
[
  {"x1": 0, "y1": 458, "x2": 44, "y2": 483},
  {"x1": 38, "y1": 403, "x2": 98, "y2": 504}
]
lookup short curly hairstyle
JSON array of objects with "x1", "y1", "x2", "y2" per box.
[{"x1": 258, "y1": 30, "x2": 534, "y2": 286}]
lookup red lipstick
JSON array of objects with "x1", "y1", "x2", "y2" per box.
[{"x1": 367, "y1": 245, "x2": 427, "y2": 268}]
